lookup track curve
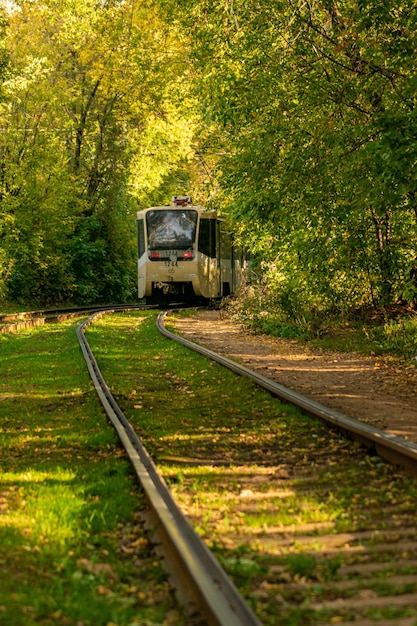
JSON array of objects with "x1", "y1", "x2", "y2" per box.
[{"x1": 0, "y1": 304, "x2": 154, "y2": 334}]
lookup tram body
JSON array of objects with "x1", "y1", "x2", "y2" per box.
[{"x1": 136, "y1": 197, "x2": 246, "y2": 303}]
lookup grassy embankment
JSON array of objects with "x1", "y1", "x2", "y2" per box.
[{"x1": 226, "y1": 293, "x2": 417, "y2": 359}]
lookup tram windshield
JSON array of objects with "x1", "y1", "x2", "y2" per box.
[{"x1": 146, "y1": 209, "x2": 198, "y2": 250}]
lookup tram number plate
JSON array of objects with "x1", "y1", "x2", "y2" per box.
[{"x1": 165, "y1": 260, "x2": 178, "y2": 267}]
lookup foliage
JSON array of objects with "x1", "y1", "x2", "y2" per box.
[
  {"x1": 0, "y1": 0, "x2": 196, "y2": 306},
  {"x1": 161, "y1": 0, "x2": 417, "y2": 316},
  {"x1": 229, "y1": 280, "x2": 417, "y2": 358},
  {"x1": 2, "y1": 0, "x2": 417, "y2": 314},
  {"x1": 366, "y1": 316, "x2": 417, "y2": 358}
]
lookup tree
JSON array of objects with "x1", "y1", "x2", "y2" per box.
[
  {"x1": 0, "y1": 0, "x2": 196, "y2": 305},
  {"x1": 161, "y1": 0, "x2": 417, "y2": 314}
]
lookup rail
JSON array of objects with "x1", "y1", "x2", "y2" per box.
[
  {"x1": 77, "y1": 309, "x2": 262, "y2": 626},
  {"x1": 0, "y1": 304, "x2": 154, "y2": 334},
  {"x1": 157, "y1": 310, "x2": 417, "y2": 476}
]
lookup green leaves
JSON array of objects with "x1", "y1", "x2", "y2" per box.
[
  {"x1": 163, "y1": 0, "x2": 417, "y2": 314},
  {"x1": 2, "y1": 0, "x2": 417, "y2": 311},
  {"x1": 0, "y1": 0, "x2": 196, "y2": 306}
]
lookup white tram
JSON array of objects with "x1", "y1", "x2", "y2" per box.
[{"x1": 136, "y1": 196, "x2": 246, "y2": 304}]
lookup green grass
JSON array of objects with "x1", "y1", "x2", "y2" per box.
[
  {"x1": 0, "y1": 320, "x2": 184, "y2": 626},
  {"x1": 4, "y1": 310, "x2": 417, "y2": 625}
]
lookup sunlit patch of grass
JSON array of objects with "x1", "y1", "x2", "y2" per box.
[
  {"x1": 242, "y1": 496, "x2": 334, "y2": 527},
  {"x1": 0, "y1": 468, "x2": 82, "y2": 545}
]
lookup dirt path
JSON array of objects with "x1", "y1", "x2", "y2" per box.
[{"x1": 171, "y1": 310, "x2": 417, "y2": 444}]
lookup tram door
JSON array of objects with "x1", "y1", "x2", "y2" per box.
[
  {"x1": 198, "y1": 217, "x2": 221, "y2": 297},
  {"x1": 218, "y1": 221, "x2": 233, "y2": 296}
]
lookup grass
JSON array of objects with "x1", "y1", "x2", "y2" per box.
[
  {"x1": 0, "y1": 319, "x2": 184, "y2": 626},
  {"x1": 4, "y1": 309, "x2": 417, "y2": 625},
  {"x1": 304, "y1": 317, "x2": 417, "y2": 359},
  {"x1": 283, "y1": 553, "x2": 342, "y2": 582}
]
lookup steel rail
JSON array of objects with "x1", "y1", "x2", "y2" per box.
[
  {"x1": 0, "y1": 304, "x2": 155, "y2": 334},
  {"x1": 0, "y1": 303, "x2": 145, "y2": 323},
  {"x1": 76, "y1": 309, "x2": 262, "y2": 626},
  {"x1": 157, "y1": 311, "x2": 417, "y2": 476}
]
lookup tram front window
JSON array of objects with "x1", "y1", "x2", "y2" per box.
[{"x1": 146, "y1": 210, "x2": 197, "y2": 259}]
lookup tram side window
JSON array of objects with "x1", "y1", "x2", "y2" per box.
[
  {"x1": 220, "y1": 224, "x2": 232, "y2": 261},
  {"x1": 137, "y1": 219, "x2": 145, "y2": 257},
  {"x1": 198, "y1": 218, "x2": 216, "y2": 258}
]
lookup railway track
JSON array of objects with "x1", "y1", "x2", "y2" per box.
[
  {"x1": 3, "y1": 305, "x2": 417, "y2": 624},
  {"x1": 2, "y1": 304, "x2": 258, "y2": 624},
  {"x1": 155, "y1": 310, "x2": 417, "y2": 626},
  {"x1": 83, "y1": 308, "x2": 417, "y2": 626},
  {"x1": 0, "y1": 304, "x2": 149, "y2": 333},
  {"x1": 77, "y1": 308, "x2": 261, "y2": 626}
]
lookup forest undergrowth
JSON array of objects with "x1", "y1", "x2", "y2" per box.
[{"x1": 225, "y1": 286, "x2": 417, "y2": 361}]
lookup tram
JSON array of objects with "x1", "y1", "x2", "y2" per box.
[{"x1": 136, "y1": 196, "x2": 246, "y2": 303}]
